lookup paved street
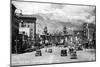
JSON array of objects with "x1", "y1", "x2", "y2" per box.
[{"x1": 11, "y1": 47, "x2": 96, "y2": 66}]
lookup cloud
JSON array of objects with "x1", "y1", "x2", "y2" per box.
[
  {"x1": 12, "y1": 1, "x2": 95, "y2": 23},
  {"x1": 12, "y1": 1, "x2": 95, "y2": 34}
]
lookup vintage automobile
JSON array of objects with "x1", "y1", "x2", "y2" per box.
[
  {"x1": 70, "y1": 51, "x2": 77, "y2": 59},
  {"x1": 61, "y1": 49, "x2": 68, "y2": 56},
  {"x1": 45, "y1": 48, "x2": 48, "y2": 52},
  {"x1": 47, "y1": 49, "x2": 52, "y2": 53},
  {"x1": 69, "y1": 48, "x2": 77, "y2": 59},
  {"x1": 76, "y1": 46, "x2": 83, "y2": 51},
  {"x1": 35, "y1": 49, "x2": 42, "y2": 56}
]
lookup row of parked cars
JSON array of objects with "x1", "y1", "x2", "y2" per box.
[{"x1": 35, "y1": 47, "x2": 77, "y2": 59}]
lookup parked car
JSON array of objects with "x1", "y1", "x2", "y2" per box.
[
  {"x1": 61, "y1": 49, "x2": 68, "y2": 56},
  {"x1": 47, "y1": 49, "x2": 52, "y2": 53},
  {"x1": 35, "y1": 49, "x2": 42, "y2": 56},
  {"x1": 69, "y1": 48, "x2": 77, "y2": 59}
]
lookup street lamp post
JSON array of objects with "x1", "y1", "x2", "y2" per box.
[{"x1": 14, "y1": 38, "x2": 19, "y2": 54}]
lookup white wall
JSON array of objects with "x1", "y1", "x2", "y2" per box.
[{"x1": 19, "y1": 27, "x2": 30, "y2": 36}]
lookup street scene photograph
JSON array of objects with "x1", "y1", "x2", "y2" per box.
[{"x1": 11, "y1": 0, "x2": 96, "y2": 66}]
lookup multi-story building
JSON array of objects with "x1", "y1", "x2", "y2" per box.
[
  {"x1": 12, "y1": 4, "x2": 21, "y2": 53},
  {"x1": 82, "y1": 23, "x2": 96, "y2": 49},
  {"x1": 82, "y1": 23, "x2": 88, "y2": 39},
  {"x1": 82, "y1": 23, "x2": 95, "y2": 41},
  {"x1": 17, "y1": 15, "x2": 37, "y2": 41}
]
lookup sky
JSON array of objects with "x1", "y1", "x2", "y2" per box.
[{"x1": 12, "y1": 1, "x2": 96, "y2": 34}]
